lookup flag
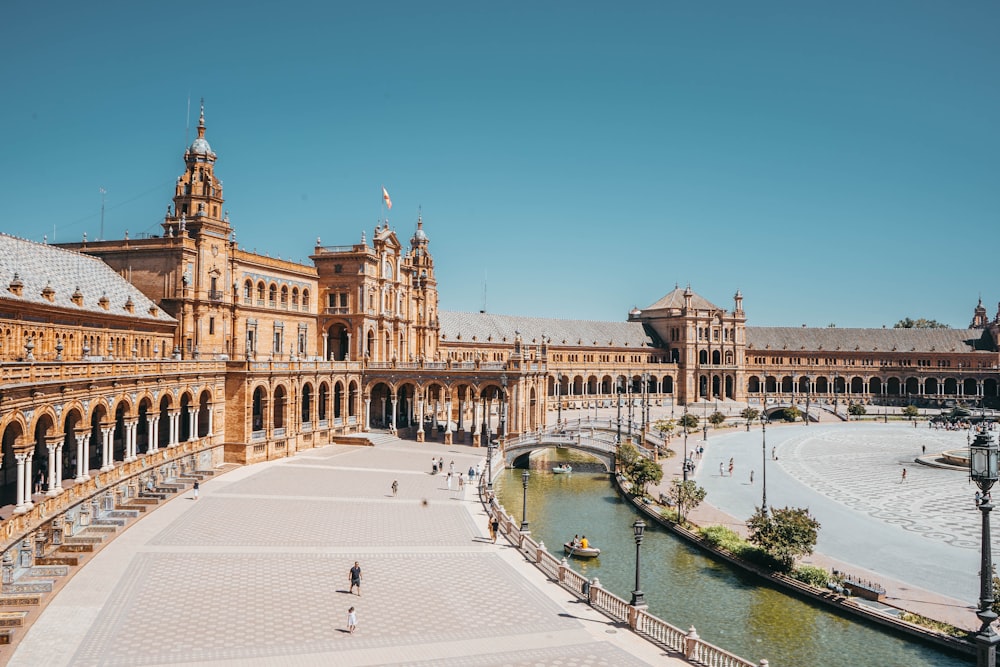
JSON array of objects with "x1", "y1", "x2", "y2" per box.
[{"x1": 382, "y1": 186, "x2": 392, "y2": 210}]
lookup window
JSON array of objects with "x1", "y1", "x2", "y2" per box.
[
  {"x1": 273, "y1": 326, "x2": 283, "y2": 354},
  {"x1": 209, "y1": 317, "x2": 215, "y2": 335},
  {"x1": 302, "y1": 290, "x2": 310, "y2": 308},
  {"x1": 269, "y1": 285, "x2": 277, "y2": 306},
  {"x1": 244, "y1": 281, "x2": 252, "y2": 300}
]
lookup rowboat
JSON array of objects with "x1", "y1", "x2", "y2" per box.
[
  {"x1": 552, "y1": 465, "x2": 573, "y2": 474},
  {"x1": 564, "y1": 542, "x2": 601, "y2": 558}
]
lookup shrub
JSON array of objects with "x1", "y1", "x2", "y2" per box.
[{"x1": 792, "y1": 565, "x2": 830, "y2": 588}]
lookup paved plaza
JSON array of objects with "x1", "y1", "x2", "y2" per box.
[
  {"x1": 9, "y1": 438, "x2": 678, "y2": 667},
  {"x1": 678, "y1": 421, "x2": 987, "y2": 629}
]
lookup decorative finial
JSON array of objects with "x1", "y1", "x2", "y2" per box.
[{"x1": 199, "y1": 98, "x2": 205, "y2": 127}]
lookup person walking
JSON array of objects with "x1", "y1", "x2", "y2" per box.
[
  {"x1": 193, "y1": 481, "x2": 199, "y2": 500},
  {"x1": 487, "y1": 516, "x2": 496, "y2": 542},
  {"x1": 750, "y1": 469, "x2": 754, "y2": 484},
  {"x1": 446, "y1": 472, "x2": 453, "y2": 491},
  {"x1": 349, "y1": 561, "x2": 362, "y2": 596},
  {"x1": 458, "y1": 474, "x2": 465, "y2": 491},
  {"x1": 901, "y1": 468, "x2": 907, "y2": 483},
  {"x1": 728, "y1": 458, "x2": 734, "y2": 477},
  {"x1": 347, "y1": 606, "x2": 357, "y2": 634},
  {"x1": 719, "y1": 462, "x2": 724, "y2": 477},
  {"x1": 490, "y1": 515, "x2": 499, "y2": 544},
  {"x1": 391, "y1": 480, "x2": 398, "y2": 497}
]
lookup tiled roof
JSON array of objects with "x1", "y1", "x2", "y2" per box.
[
  {"x1": 0, "y1": 234, "x2": 173, "y2": 322},
  {"x1": 746, "y1": 327, "x2": 988, "y2": 353},
  {"x1": 439, "y1": 311, "x2": 655, "y2": 348},
  {"x1": 644, "y1": 286, "x2": 722, "y2": 312}
]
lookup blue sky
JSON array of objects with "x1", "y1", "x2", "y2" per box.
[{"x1": 2, "y1": 2, "x2": 997, "y2": 328}]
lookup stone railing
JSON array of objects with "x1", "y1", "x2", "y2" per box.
[
  {"x1": 482, "y1": 482, "x2": 765, "y2": 667},
  {"x1": 1, "y1": 360, "x2": 227, "y2": 387},
  {"x1": 0, "y1": 437, "x2": 222, "y2": 554}
]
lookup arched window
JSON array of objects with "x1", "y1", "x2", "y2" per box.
[
  {"x1": 280, "y1": 286, "x2": 289, "y2": 308},
  {"x1": 268, "y1": 284, "x2": 277, "y2": 307},
  {"x1": 291, "y1": 288, "x2": 299, "y2": 308},
  {"x1": 256, "y1": 282, "x2": 265, "y2": 303},
  {"x1": 244, "y1": 280, "x2": 253, "y2": 302},
  {"x1": 302, "y1": 289, "x2": 310, "y2": 308}
]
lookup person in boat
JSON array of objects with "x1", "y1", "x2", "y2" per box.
[
  {"x1": 580, "y1": 535, "x2": 589, "y2": 549},
  {"x1": 571, "y1": 534, "x2": 581, "y2": 548}
]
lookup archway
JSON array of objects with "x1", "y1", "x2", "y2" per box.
[{"x1": 328, "y1": 324, "x2": 350, "y2": 361}]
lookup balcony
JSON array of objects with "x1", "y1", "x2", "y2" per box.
[{"x1": 208, "y1": 290, "x2": 224, "y2": 301}]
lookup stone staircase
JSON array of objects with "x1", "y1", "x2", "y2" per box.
[{"x1": 0, "y1": 465, "x2": 237, "y2": 649}]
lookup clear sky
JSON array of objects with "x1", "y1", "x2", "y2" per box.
[{"x1": 2, "y1": 2, "x2": 997, "y2": 328}]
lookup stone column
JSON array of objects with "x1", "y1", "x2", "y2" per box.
[
  {"x1": 24, "y1": 452, "x2": 35, "y2": 509},
  {"x1": 188, "y1": 407, "x2": 197, "y2": 441},
  {"x1": 390, "y1": 394, "x2": 398, "y2": 432},
  {"x1": 147, "y1": 415, "x2": 158, "y2": 452},
  {"x1": 444, "y1": 392, "x2": 453, "y2": 445},
  {"x1": 53, "y1": 438, "x2": 64, "y2": 494},
  {"x1": 416, "y1": 393, "x2": 425, "y2": 443},
  {"x1": 364, "y1": 396, "x2": 372, "y2": 431},
  {"x1": 207, "y1": 404, "x2": 214, "y2": 435},
  {"x1": 13, "y1": 453, "x2": 27, "y2": 514},
  {"x1": 100, "y1": 426, "x2": 114, "y2": 471},
  {"x1": 46, "y1": 438, "x2": 58, "y2": 496},
  {"x1": 75, "y1": 430, "x2": 90, "y2": 482}
]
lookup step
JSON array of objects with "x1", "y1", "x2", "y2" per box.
[
  {"x1": 0, "y1": 611, "x2": 28, "y2": 628},
  {"x1": 0, "y1": 629, "x2": 12, "y2": 645},
  {"x1": 0, "y1": 595, "x2": 40, "y2": 607},
  {"x1": 64, "y1": 536, "x2": 104, "y2": 545},
  {"x1": 91, "y1": 518, "x2": 126, "y2": 527},
  {"x1": 130, "y1": 498, "x2": 159, "y2": 505},
  {"x1": 36, "y1": 556, "x2": 78, "y2": 567},
  {"x1": 157, "y1": 483, "x2": 184, "y2": 491},
  {"x1": 115, "y1": 505, "x2": 147, "y2": 513},
  {"x1": 58, "y1": 544, "x2": 94, "y2": 553},
  {"x1": 108, "y1": 510, "x2": 140, "y2": 519},
  {"x1": 2, "y1": 581, "x2": 53, "y2": 594},
  {"x1": 83, "y1": 526, "x2": 118, "y2": 534},
  {"x1": 28, "y1": 565, "x2": 68, "y2": 578},
  {"x1": 139, "y1": 493, "x2": 168, "y2": 501}
]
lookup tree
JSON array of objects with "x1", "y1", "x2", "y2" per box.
[
  {"x1": 678, "y1": 413, "x2": 699, "y2": 431},
  {"x1": 616, "y1": 441, "x2": 640, "y2": 475},
  {"x1": 708, "y1": 411, "x2": 726, "y2": 428},
  {"x1": 652, "y1": 418, "x2": 676, "y2": 439},
  {"x1": 894, "y1": 317, "x2": 949, "y2": 329},
  {"x1": 902, "y1": 405, "x2": 919, "y2": 420},
  {"x1": 629, "y1": 457, "x2": 663, "y2": 497},
  {"x1": 668, "y1": 479, "x2": 707, "y2": 524},
  {"x1": 740, "y1": 407, "x2": 760, "y2": 423},
  {"x1": 848, "y1": 403, "x2": 866, "y2": 418},
  {"x1": 782, "y1": 406, "x2": 801, "y2": 422},
  {"x1": 746, "y1": 506, "x2": 821, "y2": 571}
]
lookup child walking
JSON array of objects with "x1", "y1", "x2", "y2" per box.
[{"x1": 347, "y1": 606, "x2": 357, "y2": 634}]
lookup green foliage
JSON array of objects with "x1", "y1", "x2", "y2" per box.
[
  {"x1": 678, "y1": 413, "x2": 699, "y2": 431},
  {"x1": 668, "y1": 479, "x2": 707, "y2": 521},
  {"x1": 652, "y1": 418, "x2": 676, "y2": 437},
  {"x1": 629, "y1": 457, "x2": 664, "y2": 496},
  {"x1": 781, "y1": 406, "x2": 801, "y2": 422},
  {"x1": 792, "y1": 565, "x2": 830, "y2": 588},
  {"x1": 902, "y1": 405, "x2": 919, "y2": 420},
  {"x1": 898, "y1": 612, "x2": 964, "y2": 638},
  {"x1": 708, "y1": 411, "x2": 726, "y2": 427},
  {"x1": 740, "y1": 407, "x2": 760, "y2": 422},
  {"x1": 746, "y1": 506, "x2": 821, "y2": 571},
  {"x1": 697, "y1": 524, "x2": 779, "y2": 568},
  {"x1": 616, "y1": 441, "x2": 640, "y2": 473},
  {"x1": 894, "y1": 317, "x2": 949, "y2": 329},
  {"x1": 993, "y1": 567, "x2": 1000, "y2": 617},
  {"x1": 847, "y1": 403, "x2": 866, "y2": 417},
  {"x1": 659, "y1": 507, "x2": 680, "y2": 523}
]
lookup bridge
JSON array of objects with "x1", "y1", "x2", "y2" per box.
[
  {"x1": 500, "y1": 418, "x2": 657, "y2": 471},
  {"x1": 756, "y1": 401, "x2": 845, "y2": 423}
]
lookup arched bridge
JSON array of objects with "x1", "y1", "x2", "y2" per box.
[
  {"x1": 759, "y1": 402, "x2": 841, "y2": 423},
  {"x1": 501, "y1": 419, "x2": 657, "y2": 472}
]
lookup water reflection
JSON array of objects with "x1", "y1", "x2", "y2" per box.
[{"x1": 495, "y1": 459, "x2": 970, "y2": 667}]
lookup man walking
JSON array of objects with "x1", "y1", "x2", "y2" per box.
[
  {"x1": 349, "y1": 561, "x2": 362, "y2": 596},
  {"x1": 391, "y1": 480, "x2": 398, "y2": 497}
]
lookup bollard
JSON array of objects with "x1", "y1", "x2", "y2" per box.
[
  {"x1": 558, "y1": 557, "x2": 568, "y2": 583},
  {"x1": 588, "y1": 578, "x2": 600, "y2": 605},
  {"x1": 536, "y1": 541, "x2": 545, "y2": 564},
  {"x1": 684, "y1": 625, "x2": 700, "y2": 659}
]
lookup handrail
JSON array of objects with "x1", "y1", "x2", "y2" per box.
[{"x1": 478, "y1": 472, "x2": 764, "y2": 667}]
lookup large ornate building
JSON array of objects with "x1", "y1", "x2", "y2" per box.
[{"x1": 2, "y1": 105, "x2": 999, "y2": 535}]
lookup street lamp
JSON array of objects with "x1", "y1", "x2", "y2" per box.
[
  {"x1": 884, "y1": 384, "x2": 888, "y2": 424},
  {"x1": 971, "y1": 427, "x2": 1000, "y2": 667},
  {"x1": 616, "y1": 380, "x2": 623, "y2": 444},
  {"x1": 761, "y1": 407, "x2": 769, "y2": 517},
  {"x1": 556, "y1": 374, "x2": 562, "y2": 426},
  {"x1": 630, "y1": 519, "x2": 646, "y2": 607},
  {"x1": 486, "y1": 417, "x2": 495, "y2": 492},
  {"x1": 805, "y1": 375, "x2": 811, "y2": 427},
  {"x1": 520, "y1": 469, "x2": 530, "y2": 532},
  {"x1": 627, "y1": 378, "x2": 634, "y2": 442}
]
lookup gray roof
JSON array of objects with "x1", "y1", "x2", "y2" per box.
[
  {"x1": 746, "y1": 327, "x2": 987, "y2": 353},
  {"x1": 439, "y1": 311, "x2": 655, "y2": 348},
  {"x1": 644, "y1": 286, "x2": 722, "y2": 312},
  {"x1": 0, "y1": 234, "x2": 174, "y2": 322}
]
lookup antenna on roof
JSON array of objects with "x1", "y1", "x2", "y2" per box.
[{"x1": 481, "y1": 269, "x2": 487, "y2": 314}]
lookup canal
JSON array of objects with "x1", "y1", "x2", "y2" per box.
[{"x1": 494, "y1": 460, "x2": 970, "y2": 667}]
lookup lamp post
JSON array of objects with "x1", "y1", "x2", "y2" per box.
[
  {"x1": 761, "y1": 397, "x2": 769, "y2": 517},
  {"x1": 520, "y1": 469, "x2": 530, "y2": 532},
  {"x1": 884, "y1": 384, "x2": 888, "y2": 424},
  {"x1": 630, "y1": 519, "x2": 647, "y2": 607},
  {"x1": 486, "y1": 418, "x2": 495, "y2": 492},
  {"x1": 970, "y1": 427, "x2": 1000, "y2": 667},
  {"x1": 834, "y1": 372, "x2": 839, "y2": 416},
  {"x1": 616, "y1": 380, "x2": 623, "y2": 444},
  {"x1": 643, "y1": 371, "x2": 651, "y2": 428},
  {"x1": 805, "y1": 375, "x2": 811, "y2": 426},
  {"x1": 627, "y1": 378, "x2": 634, "y2": 442},
  {"x1": 556, "y1": 374, "x2": 562, "y2": 426}
]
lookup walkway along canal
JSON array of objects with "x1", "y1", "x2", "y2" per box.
[{"x1": 494, "y1": 464, "x2": 971, "y2": 667}]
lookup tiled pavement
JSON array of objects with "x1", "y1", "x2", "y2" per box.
[{"x1": 9, "y1": 439, "x2": 678, "y2": 666}]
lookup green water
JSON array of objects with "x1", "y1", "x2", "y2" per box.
[{"x1": 495, "y1": 459, "x2": 971, "y2": 667}]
